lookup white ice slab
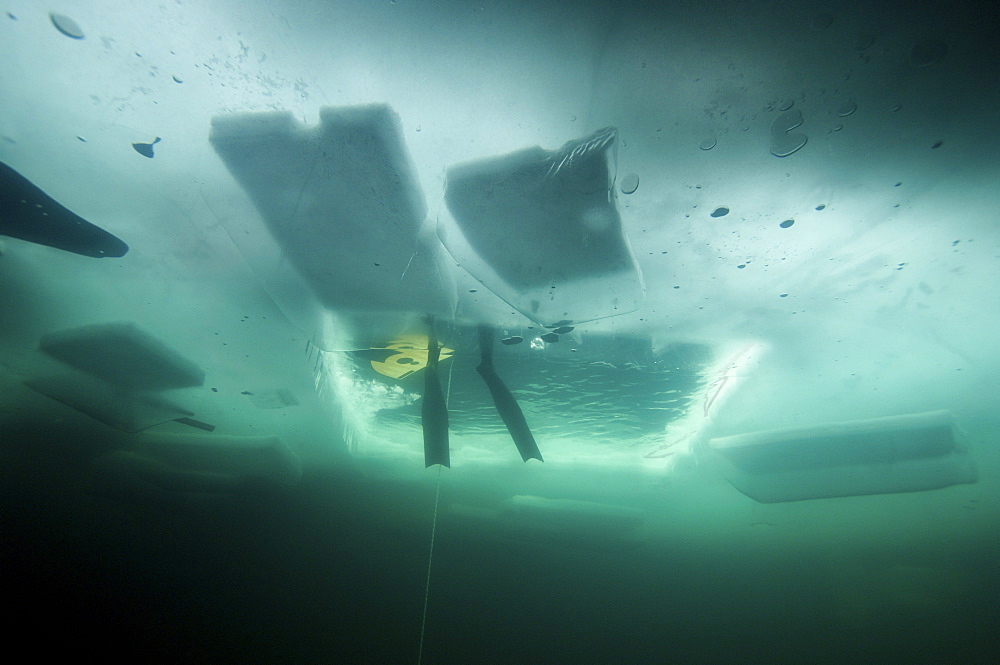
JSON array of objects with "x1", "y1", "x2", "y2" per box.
[
  {"x1": 441, "y1": 127, "x2": 644, "y2": 327},
  {"x1": 210, "y1": 104, "x2": 455, "y2": 319}
]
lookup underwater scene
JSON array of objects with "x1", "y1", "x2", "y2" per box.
[{"x1": 2, "y1": 1, "x2": 998, "y2": 663}]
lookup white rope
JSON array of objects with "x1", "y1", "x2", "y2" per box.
[{"x1": 417, "y1": 465, "x2": 443, "y2": 665}]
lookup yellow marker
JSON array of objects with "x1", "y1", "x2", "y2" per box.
[{"x1": 370, "y1": 334, "x2": 453, "y2": 380}]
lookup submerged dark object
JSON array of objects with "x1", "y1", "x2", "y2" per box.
[
  {"x1": 0, "y1": 160, "x2": 128, "y2": 257},
  {"x1": 476, "y1": 325, "x2": 542, "y2": 463},
  {"x1": 132, "y1": 137, "x2": 161, "y2": 158},
  {"x1": 422, "y1": 318, "x2": 450, "y2": 468}
]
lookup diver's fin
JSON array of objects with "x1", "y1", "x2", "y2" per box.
[
  {"x1": 0, "y1": 160, "x2": 128, "y2": 258},
  {"x1": 422, "y1": 318, "x2": 450, "y2": 467},
  {"x1": 476, "y1": 325, "x2": 543, "y2": 463}
]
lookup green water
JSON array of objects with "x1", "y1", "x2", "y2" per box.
[
  {"x1": 4, "y1": 397, "x2": 997, "y2": 664},
  {"x1": 3, "y1": 0, "x2": 999, "y2": 662}
]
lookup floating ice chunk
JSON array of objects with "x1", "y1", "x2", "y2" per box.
[
  {"x1": 38, "y1": 322, "x2": 204, "y2": 391},
  {"x1": 441, "y1": 127, "x2": 644, "y2": 326},
  {"x1": 211, "y1": 104, "x2": 454, "y2": 317},
  {"x1": 707, "y1": 410, "x2": 977, "y2": 502}
]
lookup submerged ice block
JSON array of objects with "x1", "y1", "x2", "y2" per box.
[
  {"x1": 441, "y1": 127, "x2": 644, "y2": 327},
  {"x1": 90, "y1": 433, "x2": 303, "y2": 498},
  {"x1": 707, "y1": 410, "x2": 977, "y2": 503},
  {"x1": 38, "y1": 322, "x2": 204, "y2": 391},
  {"x1": 28, "y1": 323, "x2": 210, "y2": 433},
  {"x1": 210, "y1": 104, "x2": 454, "y2": 318}
]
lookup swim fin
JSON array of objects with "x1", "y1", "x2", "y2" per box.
[
  {"x1": 0, "y1": 160, "x2": 128, "y2": 258},
  {"x1": 422, "y1": 318, "x2": 450, "y2": 467},
  {"x1": 476, "y1": 325, "x2": 543, "y2": 462}
]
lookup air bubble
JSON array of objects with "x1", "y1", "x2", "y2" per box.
[
  {"x1": 771, "y1": 109, "x2": 803, "y2": 134},
  {"x1": 810, "y1": 14, "x2": 833, "y2": 31},
  {"x1": 769, "y1": 109, "x2": 807, "y2": 156},
  {"x1": 699, "y1": 137, "x2": 717, "y2": 150},
  {"x1": 779, "y1": 219, "x2": 794, "y2": 228},
  {"x1": 855, "y1": 33, "x2": 876, "y2": 50},
  {"x1": 911, "y1": 40, "x2": 948, "y2": 67},
  {"x1": 710, "y1": 207, "x2": 730, "y2": 218},
  {"x1": 779, "y1": 99, "x2": 795, "y2": 111},
  {"x1": 836, "y1": 101, "x2": 857, "y2": 117},
  {"x1": 619, "y1": 172, "x2": 640, "y2": 194},
  {"x1": 50, "y1": 12, "x2": 84, "y2": 39},
  {"x1": 770, "y1": 133, "x2": 808, "y2": 157}
]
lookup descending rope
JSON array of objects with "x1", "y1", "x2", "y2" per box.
[{"x1": 417, "y1": 465, "x2": 443, "y2": 665}]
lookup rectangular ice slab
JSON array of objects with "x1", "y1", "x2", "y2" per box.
[
  {"x1": 210, "y1": 104, "x2": 452, "y2": 315},
  {"x1": 25, "y1": 372, "x2": 195, "y2": 433},
  {"x1": 39, "y1": 322, "x2": 205, "y2": 391},
  {"x1": 441, "y1": 127, "x2": 644, "y2": 326},
  {"x1": 708, "y1": 410, "x2": 977, "y2": 502}
]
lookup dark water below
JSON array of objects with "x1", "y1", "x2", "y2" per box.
[{"x1": 4, "y1": 419, "x2": 998, "y2": 665}]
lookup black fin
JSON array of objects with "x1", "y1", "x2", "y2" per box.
[
  {"x1": 0, "y1": 160, "x2": 128, "y2": 257},
  {"x1": 422, "y1": 317, "x2": 450, "y2": 467},
  {"x1": 476, "y1": 325, "x2": 543, "y2": 462}
]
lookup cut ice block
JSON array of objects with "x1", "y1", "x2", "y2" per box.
[
  {"x1": 25, "y1": 372, "x2": 197, "y2": 434},
  {"x1": 210, "y1": 104, "x2": 454, "y2": 317},
  {"x1": 38, "y1": 322, "x2": 204, "y2": 391},
  {"x1": 708, "y1": 410, "x2": 977, "y2": 502},
  {"x1": 91, "y1": 433, "x2": 303, "y2": 497},
  {"x1": 441, "y1": 127, "x2": 644, "y2": 326}
]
